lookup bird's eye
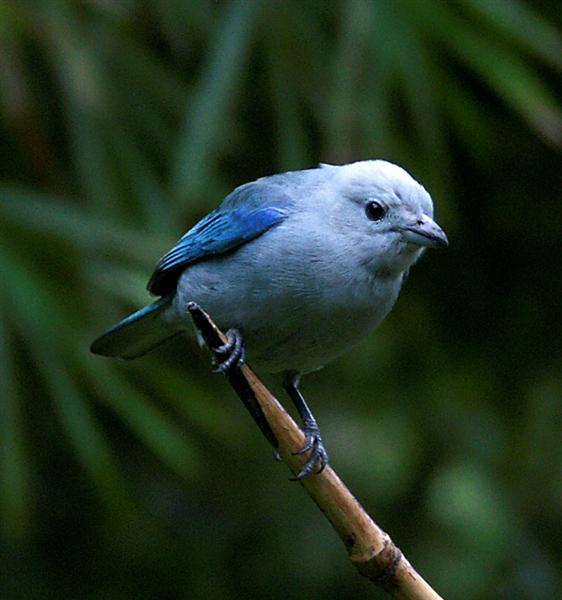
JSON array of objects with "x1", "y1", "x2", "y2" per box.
[{"x1": 365, "y1": 201, "x2": 386, "y2": 221}]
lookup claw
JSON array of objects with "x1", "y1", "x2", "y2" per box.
[
  {"x1": 212, "y1": 329, "x2": 245, "y2": 373},
  {"x1": 293, "y1": 433, "x2": 315, "y2": 455},
  {"x1": 290, "y1": 424, "x2": 329, "y2": 481}
]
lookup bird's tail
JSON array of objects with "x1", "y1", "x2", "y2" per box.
[{"x1": 90, "y1": 296, "x2": 181, "y2": 359}]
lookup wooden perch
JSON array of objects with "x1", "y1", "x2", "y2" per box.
[{"x1": 188, "y1": 302, "x2": 443, "y2": 600}]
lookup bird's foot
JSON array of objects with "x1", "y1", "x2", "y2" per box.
[
  {"x1": 212, "y1": 328, "x2": 245, "y2": 373},
  {"x1": 291, "y1": 422, "x2": 329, "y2": 480}
]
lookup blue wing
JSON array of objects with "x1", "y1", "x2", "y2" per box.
[{"x1": 147, "y1": 181, "x2": 292, "y2": 295}]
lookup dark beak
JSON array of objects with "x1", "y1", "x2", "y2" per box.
[{"x1": 400, "y1": 215, "x2": 448, "y2": 248}]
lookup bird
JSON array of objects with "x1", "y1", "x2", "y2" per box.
[{"x1": 91, "y1": 160, "x2": 448, "y2": 479}]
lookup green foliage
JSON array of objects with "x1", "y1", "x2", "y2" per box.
[{"x1": 1, "y1": 1, "x2": 561, "y2": 598}]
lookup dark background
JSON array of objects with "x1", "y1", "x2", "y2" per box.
[{"x1": 1, "y1": 1, "x2": 561, "y2": 598}]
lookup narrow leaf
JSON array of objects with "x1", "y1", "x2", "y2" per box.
[
  {"x1": 172, "y1": 0, "x2": 260, "y2": 202},
  {"x1": 0, "y1": 311, "x2": 30, "y2": 541}
]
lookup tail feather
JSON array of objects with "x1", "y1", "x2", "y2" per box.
[{"x1": 90, "y1": 296, "x2": 179, "y2": 359}]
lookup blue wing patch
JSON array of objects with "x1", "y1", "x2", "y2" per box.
[{"x1": 147, "y1": 182, "x2": 291, "y2": 295}]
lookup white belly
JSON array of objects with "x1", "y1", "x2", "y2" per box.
[{"x1": 175, "y1": 247, "x2": 403, "y2": 374}]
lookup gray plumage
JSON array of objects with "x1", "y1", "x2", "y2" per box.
[{"x1": 91, "y1": 159, "x2": 447, "y2": 374}]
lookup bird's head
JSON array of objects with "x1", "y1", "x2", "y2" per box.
[{"x1": 320, "y1": 160, "x2": 448, "y2": 275}]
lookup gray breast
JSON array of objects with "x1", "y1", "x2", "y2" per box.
[{"x1": 173, "y1": 224, "x2": 404, "y2": 374}]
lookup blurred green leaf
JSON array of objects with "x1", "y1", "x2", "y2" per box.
[
  {"x1": 463, "y1": 0, "x2": 562, "y2": 70},
  {"x1": 405, "y1": 0, "x2": 562, "y2": 145},
  {"x1": 0, "y1": 310, "x2": 30, "y2": 542},
  {"x1": 172, "y1": 0, "x2": 260, "y2": 202},
  {"x1": 85, "y1": 361, "x2": 200, "y2": 480},
  {"x1": 427, "y1": 462, "x2": 514, "y2": 555},
  {"x1": 31, "y1": 346, "x2": 127, "y2": 507},
  {"x1": 0, "y1": 187, "x2": 163, "y2": 263}
]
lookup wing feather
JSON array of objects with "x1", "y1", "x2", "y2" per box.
[{"x1": 147, "y1": 182, "x2": 291, "y2": 295}]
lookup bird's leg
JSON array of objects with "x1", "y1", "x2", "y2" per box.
[
  {"x1": 212, "y1": 328, "x2": 245, "y2": 373},
  {"x1": 283, "y1": 372, "x2": 329, "y2": 480}
]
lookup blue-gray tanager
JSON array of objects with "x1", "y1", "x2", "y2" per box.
[{"x1": 91, "y1": 160, "x2": 448, "y2": 479}]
